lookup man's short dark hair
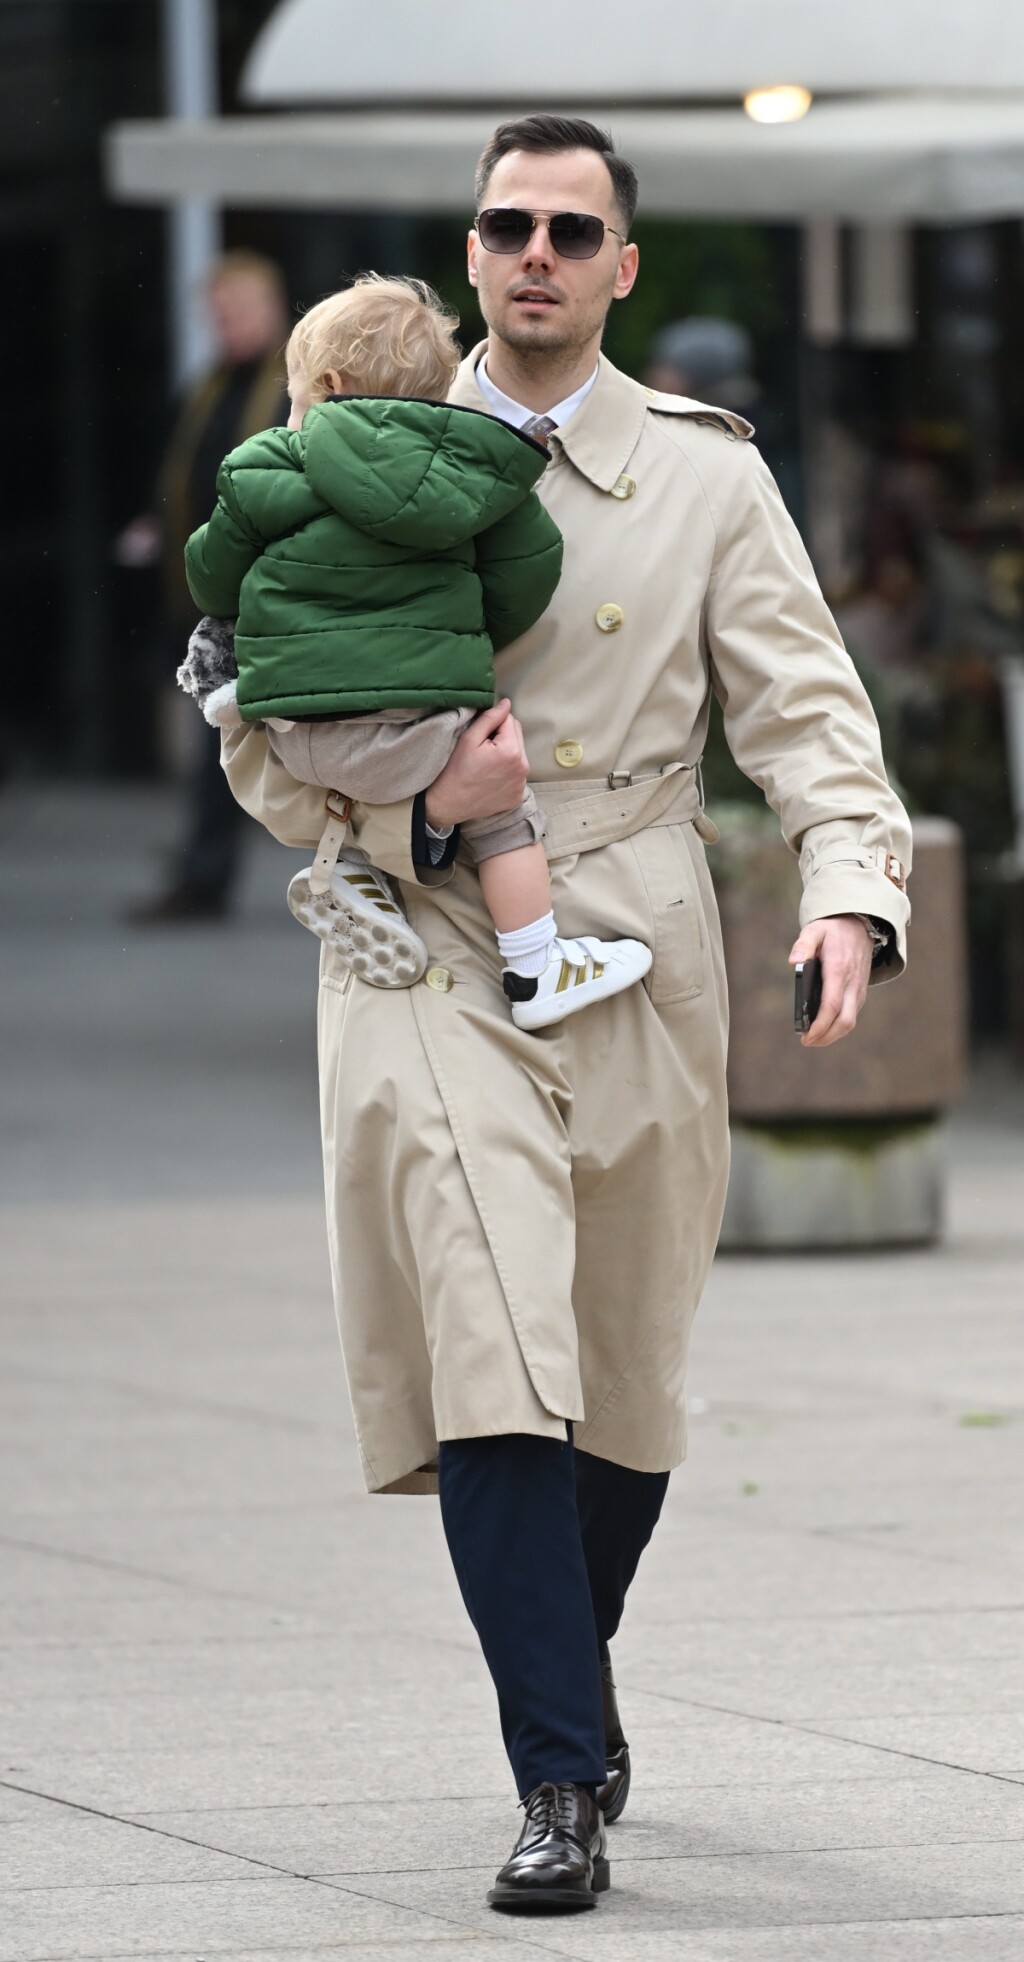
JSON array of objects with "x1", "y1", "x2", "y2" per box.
[{"x1": 474, "y1": 116, "x2": 639, "y2": 236}]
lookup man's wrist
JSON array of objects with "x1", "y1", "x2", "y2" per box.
[
  {"x1": 821, "y1": 911, "x2": 894, "y2": 967},
  {"x1": 424, "y1": 791, "x2": 451, "y2": 830}
]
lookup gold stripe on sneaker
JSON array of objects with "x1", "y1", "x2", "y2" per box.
[
  {"x1": 592, "y1": 962, "x2": 604, "y2": 980},
  {"x1": 573, "y1": 963, "x2": 587, "y2": 987},
  {"x1": 555, "y1": 959, "x2": 574, "y2": 994}
]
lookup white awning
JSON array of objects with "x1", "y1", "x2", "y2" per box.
[
  {"x1": 107, "y1": 96, "x2": 1024, "y2": 224},
  {"x1": 240, "y1": 0, "x2": 1024, "y2": 104}
]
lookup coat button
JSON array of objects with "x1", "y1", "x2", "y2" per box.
[
  {"x1": 424, "y1": 966, "x2": 454, "y2": 992},
  {"x1": 595, "y1": 603, "x2": 624, "y2": 633},
  {"x1": 555, "y1": 739, "x2": 584, "y2": 768},
  {"x1": 610, "y1": 474, "x2": 636, "y2": 499}
]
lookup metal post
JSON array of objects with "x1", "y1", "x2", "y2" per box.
[{"x1": 162, "y1": 0, "x2": 221, "y2": 386}]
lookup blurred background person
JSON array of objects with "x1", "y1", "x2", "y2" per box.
[
  {"x1": 642, "y1": 313, "x2": 801, "y2": 520},
  {"x1": 118, "y1": 249, "x2": 290, "y2": 921},
  {"x1": 642, "y1": 314, "x2": 760, "y2": 414}
]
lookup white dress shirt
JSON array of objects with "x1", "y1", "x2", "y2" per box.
[{"x1": 473, "y1": 358, "x2": 599, "y2": 432}]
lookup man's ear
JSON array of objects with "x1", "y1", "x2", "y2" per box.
[
  {"x1": 613, "y1": 242, "x2": 640, "y2": 303},
  {"x1": 466, "y1": 229, "x2": 479, "y2": 290}
]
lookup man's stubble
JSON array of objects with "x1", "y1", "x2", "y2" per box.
[{"x1": 483, "y1": 275, "x2": 621, "y2": 376}]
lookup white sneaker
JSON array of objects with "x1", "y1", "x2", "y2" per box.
[
  {"x1": 503, "y1": 934, "x2": 652, "y2": 1031},
  {"x1": 287, "y1": 853, "x2": 428, "y2": 988}
]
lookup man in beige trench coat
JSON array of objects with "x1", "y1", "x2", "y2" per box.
[{"x1": 221, "y1": 116, "x2": 911, "y2": 1912}]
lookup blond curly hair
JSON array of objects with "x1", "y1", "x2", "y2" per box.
[{"x1": 287, "y1": 274, "x2": 461, "y2": 404}]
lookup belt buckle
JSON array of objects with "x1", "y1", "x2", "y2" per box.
[
  {"x1": 607, "y1": 769, "x2": 632, "y2": 789},
  {"x1": 325, "y1": 791, "x2": 352, "y2": 823}
]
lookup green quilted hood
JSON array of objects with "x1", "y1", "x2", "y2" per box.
[{"x1": 300, "y1": 396, "x2": 547, "y2": 550}]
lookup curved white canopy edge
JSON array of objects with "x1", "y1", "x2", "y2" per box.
[{"x1": 242, "y1": 0, "x2": 1024, "y2": 104}]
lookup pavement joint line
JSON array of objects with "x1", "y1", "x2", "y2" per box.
[
  {"x1": 0, "y1": 1629, "x2": 479, "y2": 1659},
  {"x1": 0, "y1": 1759, "x2": 609, "y2": 1962},
  {"x1": 118, "y1": 1766, "x2": 987, "y2": 1819},
  {"x1": 6, "y1": 1916, "x2": 1024, "y2": 1962},
  {"x1": 616, "y1": 1683, "x2": 1024, "y2": 1789},
  {"x1": 0, "y1": 1631, "x2": 348, "y2": 1654},
  {"x1": 2, "y1": 1361, "x2": 335, "y2": 1439},
  {"x1": 287, "y1": 1875, "x2": 592, "y2": 1961},
  {"x1": 634, "y1": 1601, "x2": 1024, "y2": 1623},
  {"x1": 2, "y1": 1601, "x2": 1023, "y2": 1651},
  {"x1": 807, "y1": 1524, "x2": 1018, "y2": 1571},
  {"x1": 12, "y1": 1946, "x2": 568, "y2": 1962},
  {"x1": 307, "y1": 1831, "x2": 1024, "y2": 1876},
  {"x1": 0, "y1": 1531, "x2": 328, "y2": 1615},
  {"x1": 0, "y1": 1776, "x2": 556, "y2": 1955}
]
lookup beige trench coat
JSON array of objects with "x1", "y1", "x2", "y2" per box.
[{"x1": 222, "y1": 347, "x2": 911, "y2": 1495}]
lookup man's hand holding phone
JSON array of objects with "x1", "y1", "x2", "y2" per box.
[{"x1": 789, "y1": 915, "x2": 872, "y2": 1047}]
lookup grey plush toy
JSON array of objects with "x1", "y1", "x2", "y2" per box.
[{"x1": 176, "y1": 616, "x2": 241, "y2": 727}]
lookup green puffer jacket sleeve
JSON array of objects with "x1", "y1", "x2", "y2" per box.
[
  {"x1": 474, "y1": 492, "x2": 563, "y2": 652},
  {"x1": 184, "y1": 476, "x2": 264, "y2": 620},
  {"x1": 184, "y1": 429, "x2": 301, "y2": 618}
]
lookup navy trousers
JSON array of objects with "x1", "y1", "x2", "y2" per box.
[{"x1": 437, "y1": 1431, "x2": 669, "y2": 1799}]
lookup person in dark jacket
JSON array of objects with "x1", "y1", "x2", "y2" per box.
[
  {"x1": 180, "y1": 276, "x2": 650, "y2": 1028},
  {"x1": 123, "y1": 250, "x2": 291, "y2": 921}
]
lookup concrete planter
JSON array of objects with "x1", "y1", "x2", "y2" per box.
[{"x1": 711, "y1": 814, "x2": 968, "y2": 1248}]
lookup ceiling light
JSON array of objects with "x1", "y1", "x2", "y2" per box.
[{"x1": 743, "y1": 86, "x2": 813, "y2": 125}]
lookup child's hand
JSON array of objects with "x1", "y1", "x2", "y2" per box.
[
  {"x1": 425, "y1": 700, "x2": 530, "y2": 828},
  {"x1": 177, "y1": 617, "x2": 240, "y2": 723}
]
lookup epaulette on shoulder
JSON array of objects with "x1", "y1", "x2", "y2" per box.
[{"x1": 642, "y1": 389, "x2": 754, "y2": 442}]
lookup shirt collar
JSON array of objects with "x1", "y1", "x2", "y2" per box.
[
  {"x1": 451, "y1": 343, "x2": 649, "y2": 492},
  {"x1": 474, "y1": 357, "x2": 599, "y2": 432}
]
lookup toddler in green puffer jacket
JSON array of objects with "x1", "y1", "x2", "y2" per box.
[{"x1": 179, "y1": 275, "x2": 649, "y2": 1029}]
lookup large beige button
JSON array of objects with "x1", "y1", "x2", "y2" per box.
[
  {"x1": 595, "y1": 603, "x2": 624, "y2": 633},
  {"x1": 555, "y1": 739, "x2": 584, "y2": 769},
  {"x1": 610, "y1": 474, "x2": 636, "y2": 500},
  {"x1": 424, "y1": 966, "x2": 454, "y2": 993}
]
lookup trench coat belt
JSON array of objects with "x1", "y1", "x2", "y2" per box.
[{"x1": 539, "y1": 761, "x2": 718, "y2": 862}]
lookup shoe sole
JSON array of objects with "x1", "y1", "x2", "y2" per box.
[
  {"x1": 287, "y1": 871, "x2": 427, "y2": 988},
  {"x1": 487, "y1": 1858, "x2": 610, "y2": 1912},
  {"x1": 511, "y1": 948, "x2": 652, "y2": 1030}
]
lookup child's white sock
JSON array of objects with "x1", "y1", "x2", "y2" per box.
[{"x1": 496, "y1": 911, "x2": 557, "y2": 978}]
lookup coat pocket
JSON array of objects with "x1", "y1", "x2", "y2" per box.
[{"x1": 630, "y1": 825, "x2": 704, "y2": 1005}]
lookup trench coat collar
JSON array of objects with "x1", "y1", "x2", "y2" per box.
[{"x1": 451, "y1": 343, "x2": 649, "y2": 493}]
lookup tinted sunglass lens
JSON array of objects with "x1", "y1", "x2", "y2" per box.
[
  {"x1": 478, "y1": 209, "x2": 533, "y2": 252},
  {"x1": 549, "y1": 213, "x2": 605, "y2": 259}
]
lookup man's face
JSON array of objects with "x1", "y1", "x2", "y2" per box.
[
  {"x1": 467, "y1": 149, "x2": 638, "y2": 361},
  {"x1": 208, "y1": 273, "x2": 286, "y2": 365}
]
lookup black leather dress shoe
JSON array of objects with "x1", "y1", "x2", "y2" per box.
[
  {"x1": 596, "y1": 1659, "x2": 631, "y2": 1824},
  {"x1": 487, "y1": 1781, "x2": 610, "y2": 1911}
]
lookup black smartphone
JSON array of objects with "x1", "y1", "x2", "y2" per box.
[{"x1": 794, "y1": 957, "x2": 823, "y2": 1035}]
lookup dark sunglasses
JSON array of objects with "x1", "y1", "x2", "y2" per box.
[{"x1": 474, "y1": 207, "x2": 626, "y2": 261}]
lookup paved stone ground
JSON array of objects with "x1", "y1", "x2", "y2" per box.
[{"x1": 1, "y1": 783, "x2": 1023, "y2": 1962}]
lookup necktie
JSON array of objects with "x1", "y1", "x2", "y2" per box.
[{"x1": 522, "y1": 414, "x2": 557, "y2": 446}]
